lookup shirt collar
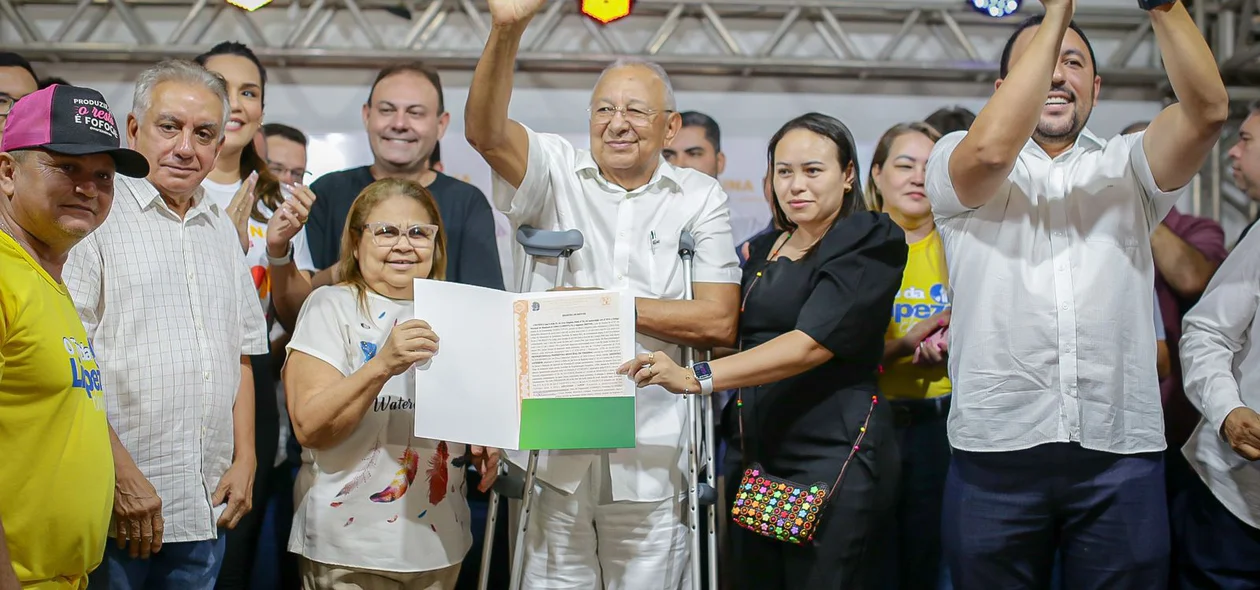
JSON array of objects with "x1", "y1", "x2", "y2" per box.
[
  {"x1": 1023, "y1": 127, "x2": 1106, "y2": 160},
  {"x1": 121, "y1": 175, "x2": 215, "y2": 219},
  {"x1": 572, "y1": 149, "x2": 683, "y2": 195}
]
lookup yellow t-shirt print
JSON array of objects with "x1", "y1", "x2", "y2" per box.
[
  {"x1": 879, "y1": 230, "x2": 952, "y2": 400},
  {"x1": 0, "y1": 230, "x2": 114, "y2": 589}
]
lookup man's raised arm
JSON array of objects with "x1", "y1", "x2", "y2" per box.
[
  {"x1": 949, "y1": 1, "x2": 1074, "y2": 208},
  {"x1": 464, "y1": 0, "x2": 548, "y2": 189},
  {"x1": 1142, "y1": 1, "x2": 1229, "y2": 193}
]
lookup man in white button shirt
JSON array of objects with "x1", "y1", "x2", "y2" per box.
[
  {"x1": 68, "y1": 59, "x2": 269, "y2": 590},
  {"x1": 924, "y1": 0, "x2": 1227, "y2": 588},
  {"x1": 466, "y1": 1, "x2": 741, "y2": 587},
  {"x1": 1176, "y1": 227, "x2": 1260, "y2": 587}
]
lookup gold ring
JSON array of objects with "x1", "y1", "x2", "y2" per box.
[{"x1": 648, "y1": 352, "x2": 655, "y2": 363}]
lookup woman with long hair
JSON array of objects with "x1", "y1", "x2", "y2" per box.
[
  {"x1": 620, "y1": 112, "x2": 907, "y2": 587},
  {"x1": 283, "y1": 179, "x2": 498, "y2": 589},
  {"x1": 194, "y1": 41, "x2": 318, "y2": 589},
  {"x1": 865, "y1": 122, "x2": 953, "y2": 590}
]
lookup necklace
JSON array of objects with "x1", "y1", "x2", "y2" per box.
[{"x1": 739, "y1": 231, "x2": 792, "y2": 313}]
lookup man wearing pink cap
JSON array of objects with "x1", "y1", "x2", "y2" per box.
[{"x1": 0, "y1": 83, "x2": 148, "y2": 589}]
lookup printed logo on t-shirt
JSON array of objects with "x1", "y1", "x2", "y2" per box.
[
  {"x1": 361, "y1": 341, "x2": 378, "y2": 363},
  {"x1": 893, "y1": 282, "x2": 950, "y2": 323},
  {"x1": 65, "y1": 336, "x2": 104, "y2": 411}
]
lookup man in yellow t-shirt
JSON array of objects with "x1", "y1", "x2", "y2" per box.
[{"x1": 0, "y1": 84, "x2": 149, "y2": 589}]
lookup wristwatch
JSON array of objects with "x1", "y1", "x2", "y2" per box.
[
  {"x1": 1136, "y1": 0, "x2": 1176, "y2": 11},
  {"x1": 267, "y1": 242, "x2": 293, "y2": 266},
  {"x1": 691, "y1": 361, "x2": 714, "y2": 396}
]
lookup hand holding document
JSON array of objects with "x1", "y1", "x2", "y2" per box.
[{"x1": 412, "y1": 279, "x2": 637, "y2": 451}]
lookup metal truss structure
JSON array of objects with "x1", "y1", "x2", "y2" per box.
[
  {"x1": 1, "y1": 0, "x2": 1257, "y2": 228},
  {"x1": 0, "y1": 0, "x2": 1186, "y2": 85}
]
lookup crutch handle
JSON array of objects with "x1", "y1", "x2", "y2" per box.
[
  {"x1": 697, "y1": 482, "x2": 717, "y2": 506},
  {"x1": 517, "y1": 225, "x2": 585, "y2": 257},
  {"x1": 493, "y1": 471, "x2": 526, "y2": 500},
  {"x1": 678, "y1": 229, "x2": 696, "y2": 261}
]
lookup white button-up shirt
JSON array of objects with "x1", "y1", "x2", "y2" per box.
[
  {"x1": 64, "y1": 175, "x2": 269, "y2": 542},
  {"x1": 1180, "y1": 229, "x2": 1260, "y2": 528},
  {"x1": 492, "y1": 125, "x2": 741, "y2": 502},
  {"x1": 926, "y1": 129, "x2": 1182, "y2": 455}
]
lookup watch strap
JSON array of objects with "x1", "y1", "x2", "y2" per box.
[
  {"x1": 267, "y1": 242, "x2": 294, "y2": 266},
  {"x1": 692, "y1": 361, "x2": 715, "y2": 396}
]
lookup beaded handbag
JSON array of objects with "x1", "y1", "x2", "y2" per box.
[{"x1": 730, "y1": 393, "x2": 878, "y2": 545}]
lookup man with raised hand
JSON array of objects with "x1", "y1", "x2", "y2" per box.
[
  {"x1": 465, "y1": 1, "x2": 742, "y2": 587},
  {"x1": 924, "y1": 0, "x2": 1227, "y2": 587}
]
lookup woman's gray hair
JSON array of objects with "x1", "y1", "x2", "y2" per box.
[
  {"x1": 597, "y1": 57, "x2": 677, "y2": 111},
  {"x1": 130, "y1": 59, "x2": 230, "y2": 137}
]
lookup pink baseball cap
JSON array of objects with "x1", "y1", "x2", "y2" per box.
[{"x1": 2, "y1": 84, "x2": 148, "y2": 178}]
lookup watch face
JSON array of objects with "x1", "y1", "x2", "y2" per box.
[{"x1": 693, "y1": 362, "x2": 713, "y2": 379}]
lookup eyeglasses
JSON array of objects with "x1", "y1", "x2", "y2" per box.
[
  {"x1": 588, "y1": 105, "x2": 672, "y2": 127},
  {"x1": 267, "y1": 162, "x2": 310, "y2": 181},
  {"x1": 363, "y1": 222, "x2": 439, "y2": 248},
  {"x1": 0, "y1": 94, "x2": 15, "y2": 119}
]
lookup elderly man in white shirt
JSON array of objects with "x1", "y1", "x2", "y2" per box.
[
  {"x1": 924, "y1": 0, "x2": 1227, "y2": 588},
  {"x1": 465, "y1": 1, "x2": 740, "y2": 588},
  {"x1": 1177, "y1": 229, "x2": 1260, "y2": 588},
  {"x1": 68, "y1": 59, "x2": 268, "y2": 590}
]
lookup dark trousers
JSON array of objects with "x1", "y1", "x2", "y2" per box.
[
  {"x1": 1172, "y1": 469, "x2": 1260, "y2": 589},
  {"x1": 884, "y1": 396, "x2": 952, "y2": 590},
  {"x1": 214, "y1": 352, "x2": 279, "y2": 590},
  {"x1": 942, "y1": 443, "x2": 1169, "y2": 590}
]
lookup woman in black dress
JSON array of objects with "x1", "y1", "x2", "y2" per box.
[{"x1": 620, "y1": 112, "x2": 907, "y2": 588}]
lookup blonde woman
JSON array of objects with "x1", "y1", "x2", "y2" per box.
[
  {"x1": 864, "y1": 122, "x2": 951, "y2": 590},
  {"x1": 283, "y1": 178, "x2": 499, "y2": 589}
]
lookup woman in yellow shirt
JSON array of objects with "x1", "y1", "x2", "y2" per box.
[{"x1": 863, "y1": 121, "x2": 952, "y2": 590}]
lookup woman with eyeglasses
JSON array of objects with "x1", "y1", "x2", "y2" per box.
[
  {"x1": 620, "y1": 112, "x2": 907, "y2": 588},
  {"x1": 283, "y1": 179, "x2": 500, "y2": 589}
]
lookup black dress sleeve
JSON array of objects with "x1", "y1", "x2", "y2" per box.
[{"x1": 795, "y1": 212, "x2": 908, "y2": 362}]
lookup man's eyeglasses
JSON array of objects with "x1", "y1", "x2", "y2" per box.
[
  {"x1": 0, "y1": 94, "x2": 15, "y2": 119},
  {"x1": 267, "y1": 163, "x2": 310, "y2": 181},
  {"x1": 588, "y1": 105, "x2": 672, "y2": 127},
  {"x1": 363, "y1": 222, "x2": 439, "y2": 248}
]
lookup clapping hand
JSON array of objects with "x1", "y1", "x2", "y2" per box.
[
  {"x1": 226, "y1": 171, "x2": 259, "y2": 254},
  {"x1": 266, "y1": 183, "x2": 316, "y2": 260}
]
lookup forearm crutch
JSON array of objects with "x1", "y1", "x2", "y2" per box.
[
  {"x1": 679, "y1": 230, "x2": 719, "y2": 588},
  {"x1": 477, "y1": 225, "x2": 585, "y2": 590}
]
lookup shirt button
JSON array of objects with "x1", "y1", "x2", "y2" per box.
[
  {"x1": 1061, "y1": 303, "x2": 1068, "y2": 310},
  {"x1": 187, "y1": 271, "x2": 195, "y2": 280},
  {"x1": 617, "y1": 274, "x2": 624, "y2": 280},
  {"x1": 203, "y1": 371, "x2": 211, "y2": 381}
]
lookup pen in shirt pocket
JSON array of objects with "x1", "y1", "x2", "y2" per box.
[{"x1": 649, "y1": 230, "x2": 660, "y2": 252}]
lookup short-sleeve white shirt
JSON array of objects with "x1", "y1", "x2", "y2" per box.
[
  {"x1": 286, "y1": 285, "x2": 471, "y2": 572},
  {"x1": 491, "y1": 125, "x2": 741, "y2": 502},
  {"x1": 925, "y1": 128, "x2": 1183, "y2": 455}
]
